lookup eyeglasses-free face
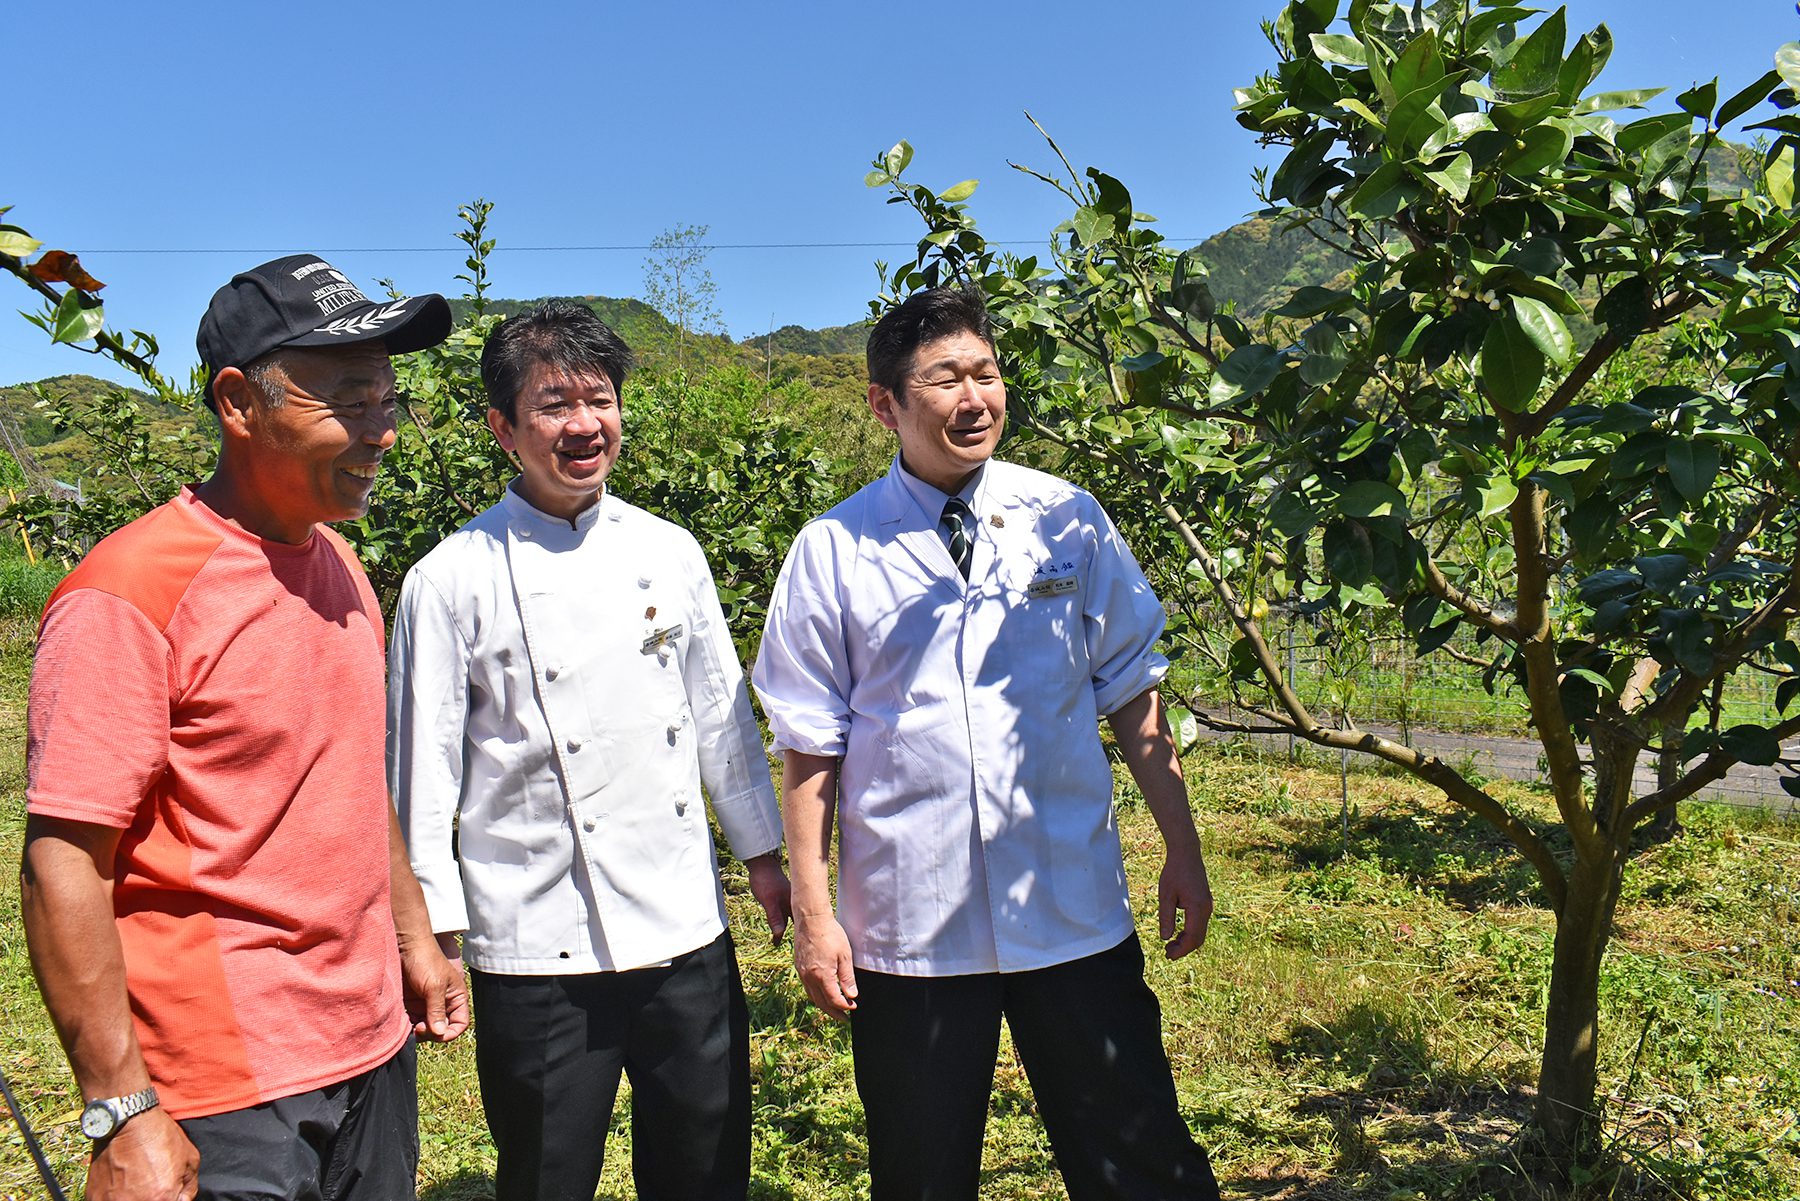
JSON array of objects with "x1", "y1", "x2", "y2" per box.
[{"x1": 486, "y1": 365, "x2": 622, "y2": 522}]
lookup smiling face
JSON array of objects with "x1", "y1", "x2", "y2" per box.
[
  {"x1": 868, "y1": 329, "x2": 1006, "y2": 494},
  {"x1": 224, "y1": 344, "x2": 399, "y2": 543},
  {"x1": 486, "y1": 362, "x2": 621, "y2": 521}
]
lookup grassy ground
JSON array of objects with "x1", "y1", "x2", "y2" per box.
[{"x1": 3, "y1": 610, "x2": 1797, "y2": 1200}]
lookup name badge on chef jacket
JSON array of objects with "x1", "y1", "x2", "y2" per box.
[
  {"x1": 1026, "y1": 574, "x2": 1078, "y2": 599},
  {"x1": 641, "y1": 624, "x2": 684, "y2": 654}
]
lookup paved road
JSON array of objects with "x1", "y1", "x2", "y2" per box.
[{"x1": 1191, "y1": 708, "x2": 1798, "y2": 818}]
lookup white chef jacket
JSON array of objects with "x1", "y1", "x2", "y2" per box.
[
  {"x1": 388, "y1": 484, "x2": 782, "y2": 974},
  {"x1": 753, "y1": 457, "x2": 1168, "y2": 976}
]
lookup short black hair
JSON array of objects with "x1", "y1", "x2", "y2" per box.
[
  {"x1": 866, "y1": 286, "x2": 996, "y2": 403},
  {"x1": 481, "y1": 300, "x2": 635, "y2": 422}
]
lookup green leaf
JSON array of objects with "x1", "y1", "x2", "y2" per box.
[
  {"x1": 1213, "y1": 344, "x2": 1284, "y2": 398},
  {"x1": 1167, "y1": 706, "x2": 1201, "y2": 754},
  {"x1": 937, "y1": 179, "x2": 979, "y2": 203},
  {"x1": 1423, "y1": 151, "x2": 1473, "y2": 200},
  {"x1": 1479, "y1": 314, "x2": 1546, "y2": 411},
  {"x1": 1388, "y1": 85, "x2": 1452, "y2": 156},
  {"x1": 1719, "y1": 724, "x2": 1782, "y2": 766},
  {"x1": 1089, "y1": 170, "x2": 1133, "y2": 220},
  {"x1": 1573, "y1": 87, "x2": 1664, "y2": 114},
  {"x1": 1665, "y1": 440, "x2": 1721, "y2": 503},
  {"x1": 1677, "y1": 80, "x2": 1719, "y2": 120},
  {"x1": 1509, "y1": 294, "x2": 1573, "y2": 363},
  {"x1": 1767, "y1": 142, "x2": 1796, "y2": 208},
  {"x1": 1389, "y1": 28, "x2": 1446, "y2": 101},
  {"x1": 1476, "y1": 473, "x2": 1519, "y2": 517},
  {"x1": 1299, "y1": 321, "x2": 1349, "y2": 385},
  {"x1": 1594, "y1": 276, "x2": 1651, "y2": 338},
  {"x1": 1338, "y1": 480, "x2": 1404, "y2": 518},
  {"x1": 1340, "y1": 421, "x2": 1378, "y2": 459},
  {"x1": 1564, "y1": 667, "x2": 1612, "y2": 690},
  {"x1": 1490, "y1": 92, "x2": 1562, "y2": 133},
  {"x1": 1717, "y1": 69, "x2": 1781, "y2": 128},
  {"x1": 1271, "y1": 491, "x2": 1318, "y2": 537},
  {"x1": 1323, "y1": 519, "x2": 1375, "y2": 586},
  {"x1": 1557, "y1": 25, "x2": 1610, "y2": 103},
  {"x1": 1269, "y1": 285, "x2": 1352, "y2": 318},
  {"x1": 0, "y1": 229, "x2": 42, "y2": 258},
  {"x1": 1492, "y1": 7, "x2": 1565, "y2": 100},
  {"x1": 51, "y1": 290, "x2": 104, "y2": 345},
  {"x1": 1344, "y1": 160, "x2": 1421, "y2": 219},
  {"x1": 1310, "y1": 32, "x2": 1367, "y2": 65},
  {"x1": 1336, "y1": 97, "x2": 1387, "y2": 130},
  {"x1": 1420, "y1": 111, "x2": 1498, "y2": 159},
  {"x1": 884, "y1": 141, "x2": 914, "y2": 178},
  {"x1": 1777, "y1": 42, "x2": 1800, "y2": 95},
  {"x1": 1071, "y1": 206, "x2": 1116, "y2": 246},
  {"x1": 1504, "y1": 122, "x2": 1575, "y2": 175},
  {"x1": 1578, "y1": 568, "x2": 1640, "y2": 606}
]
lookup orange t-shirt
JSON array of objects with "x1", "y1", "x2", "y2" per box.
[{"x1": 26, "y1": 487, "x2": 408, "y2": 1120}]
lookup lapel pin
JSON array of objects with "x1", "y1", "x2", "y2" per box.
[
  {"x1": 990, "y1": 514, "x2": 1005, "y2": 528},
  {"x1": 645, "y1": 606, "x2": 656, "y2": 620}
]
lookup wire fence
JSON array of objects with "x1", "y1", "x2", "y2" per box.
[{"x1": 1168, "y1": 611, "x2": 1798, "y2": 819}]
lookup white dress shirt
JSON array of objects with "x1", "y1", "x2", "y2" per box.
[
  {"x1": 389, "y1": 485, "x2": 782, "y2": 974},
  {"x1": 753, "y1": 458, "x2": 1168, "y2": 976}
]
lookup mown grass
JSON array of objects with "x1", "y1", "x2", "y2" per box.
[{"x1": 2, "y1": 609, "x2": 1796, "y2": 1200}]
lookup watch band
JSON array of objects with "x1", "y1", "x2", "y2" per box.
[{"x1": 80, "y1": 1086, "x2": 160, "y2": 1140}]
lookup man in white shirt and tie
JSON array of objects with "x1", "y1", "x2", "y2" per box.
[
  {"x1": 754, "y1": 286, "x2": 1220, "y2": 1200},
  {"x1": 388, "y1": 299, "x2": 790, "y2": 1201}
]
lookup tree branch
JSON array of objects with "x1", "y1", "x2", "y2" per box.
[{"x1": 1621, "y1": 711, "x2": 1800, "y2": 828}]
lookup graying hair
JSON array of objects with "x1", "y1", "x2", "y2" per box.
[{"x1": 243, "y1": 352, "x2": 292, "y2": 408}]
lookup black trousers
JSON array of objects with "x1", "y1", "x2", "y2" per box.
[
  {"x1": 850, "y1": 935, "x2": 1219, "y2": 1201},
  {"x1": 468, "y1": 932, "x2": 750, "y2": 1201},
  {"x1": 181, "y1": 1039, "x2": 418, "y2": 1201}
]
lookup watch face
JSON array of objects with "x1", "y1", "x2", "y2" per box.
[{"x1": 81, "y1": 1101, "x2": 117, "y2": 1139}]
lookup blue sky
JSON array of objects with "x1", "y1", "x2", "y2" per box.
[{"x1": 4, "y1": 0, "x2": 1795, "y2": 388}]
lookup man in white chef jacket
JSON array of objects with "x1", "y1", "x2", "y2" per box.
[
  {"x1": 388, "y1": 299, "x2": 791, "y2": 1201},
  {"x1": 754, "y1": 286, "x2": 1221, "y2": 1201}
]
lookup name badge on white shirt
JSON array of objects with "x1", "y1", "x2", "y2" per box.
[
  {"x1": 1027, "y1": 575, "x2": 1078, "y2": 599},
  {"x1": 640, "y1": 624, "x2": 685, "y2": 654}
]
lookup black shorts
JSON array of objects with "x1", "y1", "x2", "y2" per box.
[{"x1": 180, "y1": 1038, "x2": 418, "y2": 1201}]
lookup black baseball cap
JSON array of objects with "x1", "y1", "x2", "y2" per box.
[{"x1": 196, "y1": 254, "x2": 452, "y2": 389}]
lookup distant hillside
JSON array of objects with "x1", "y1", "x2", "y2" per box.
[
  {"x1": 0, "y1": 374, "x2": 159, "y2": 447},
  {"x1": 1194, "y1": 213, "x2": 1357, "y2": 318},
  {"x1": 742, "y1": 321, "x2": 869, "y2": 358}
]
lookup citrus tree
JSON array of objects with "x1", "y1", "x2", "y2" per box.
[{"x1": 866, "y1": 0, "x2": 1800, "y2": 1158}]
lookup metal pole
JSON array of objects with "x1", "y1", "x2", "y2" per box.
[{"x1": 0, "y1": 1063, "x2": 71, "y2": 1201}]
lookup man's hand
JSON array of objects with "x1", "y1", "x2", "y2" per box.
[
  {"x1": 85, "y1": 1109, "x2": 199, "y2": 1201},
  {"x1": 744, "y1": 853, "x2": 793, "y2": 945},
  {"x1": 398, "y1": 933, "x2": 469, "y2": 1042},
  {"x1": 792, "y1": 914, "x2": 859, "y2": 1019},
  {"x1": 1158, "y1": 849, "x2": 1214, "y2": 960}
]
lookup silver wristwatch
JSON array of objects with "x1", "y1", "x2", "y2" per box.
[{"x1": 80, "y1": 1087, "x2": 160, "y2": 1140}]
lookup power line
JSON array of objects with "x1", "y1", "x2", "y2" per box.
[{"x1": 75, "y1": 238, "x2": 1204, "y2": 255}]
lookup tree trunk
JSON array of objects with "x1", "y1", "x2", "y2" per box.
[
  {"x1": 1646, "y1": 723, "x2": 1683, "y2": 843},
  {"x1": 1535, "y1": 848, "x2": 1625, "y2": 1158}
]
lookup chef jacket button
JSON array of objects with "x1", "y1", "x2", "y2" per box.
[
  {"x1": 582, "y1": 817, "x2": 596, "y2": 832},
  {"x1": 675, "y1": 799, "x2": 688, "y2": 815},
  {"x1": 656, "y1": 646, "x2": 672, "y2": 663},
  {"x1": 566, "y1": 738, "x2": 583, "y2": 753},
  {"x1": 545, "y1": 666, "x2": 560, "y2": 681},
  {"x1": 637, "y1": 575, "x2": 651, "y2": 588}
]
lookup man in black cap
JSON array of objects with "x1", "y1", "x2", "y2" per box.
[{"x1": 20, "y1": 255, "x2": 464, "y2": 1201}]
